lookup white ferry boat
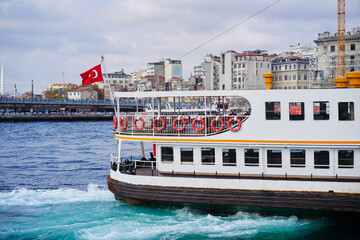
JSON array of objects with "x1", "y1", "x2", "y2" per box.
[{"x1": 108, "y1": 73, "x2": 360, "y2": 213}]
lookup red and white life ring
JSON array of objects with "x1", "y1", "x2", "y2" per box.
[
  {"x1": 173, "y1": 116, "x2": 186, "y2": 131},
  {"x1": 113, "y1": 116, "x2": 118, "y2": 129},
  {"x1": 210, "y1": 116, "x2": 224, "y2": 132},
  {"x1": 119, "y1": 116, "x2": 128, "y2": 130},
  {"x1": 227, "y1": 116, "x2": 242, "y2": 132},
  {"x1": 153, "y1": 117, "x2": 165, "y2": 131},
  {"x1": 134, "y1": 117, "x2": 145, "y2": 131},
  {"x1": 192, "y1": 116, "x2": 205, "y2": 132}
]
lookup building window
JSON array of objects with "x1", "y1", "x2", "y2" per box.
[
  {"x1": 293, "y1": 74, "x2": 296, "y2": 80},
  {"x1": 266, "y1": 102, "x2": 281, "y2": 120},
  {"x1": 338, "y1": 102, "x2": 354, "y2": 120},
  {"x1": 338, "y1": 150, "x2": 354, "y2": 168},
  {"x1": 181, "y1": 148, "x2": 193, "y2": 164},
  {"x1": 245, "y1": 149, "x2": 259, "y2": 166},
  {"x1": 314, "y1": 101, "x2": 329, "y2": 120},
  {"x1": 331, "y1": 45, "x2": 335, "y2": 52},
  {"x1": 298, "y1": 74, "x2": 301, "y2": 80},
  {"x1": 350, "y1": 44, "x2": 355, "y2": 51},
  {"x1": 223, "y1": 149, "x2": 236, "y2": 166},
  {"x1": 285, "y1": 65, "x2": 287, "y2": 70},
  {"x1": 284, "y1": 75, "x2": 288, "y2": 80},
  {"x1": 304, "y1": 74, "x2": 307, "y2": 80},
  {"x1": 267, "y1": 150, "x2": 282, "y2": 168},
  {"x1": 291, "y1": 149, "x2": 305, "y2": 167},
  {"x1": 202, "y1": 148, "x2": 215, "y2": 165},
  {"x1": 289, "y1": 65, "x2": 292, "y2": 70},
  {"x1": 289, "y1": 102, "x2": 305, "y2": 120},
  {"x1": 294, "y1": 64, "x2": 296, "y2": 69},
  {"x1": 161, "y1": 147, "x2": 173, "y2": 162},
  {"x1": 314, "y1": 150, "x2": 329, "y2": 169}
]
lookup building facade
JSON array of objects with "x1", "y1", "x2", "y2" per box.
[
  {"x1": 68, "y1": 87, "x2": 98, "y2": 100},
  {"x1": 164, "y1": 59, "x2": 182, "y2": 83},
  {"x1": 271, "y1": 56, "x2": 310, "y2": 89},
  {"x1": 314, "y1": 27, "x2": 360, "y2": 84},
  {"x1": 97, "y1": 69, "x2": 131, "y2": 98},
  {"x1": 219, "y1": 50, "x2": 271, "y2": 90},
  {"x1": 202, "y1": 54, "x2": 221, "y2": 90}
]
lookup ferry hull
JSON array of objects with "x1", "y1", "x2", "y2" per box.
[{"x1": 107, "y1": 175, "x2": 360, "y2": 213}]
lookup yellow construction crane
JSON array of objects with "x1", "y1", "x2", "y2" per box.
[{"x1": 337, "y1": 0, "x2": 345, "y2": 77}]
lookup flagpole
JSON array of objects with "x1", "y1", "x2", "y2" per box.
[{"x1": 101, "y1": 56, "x2": 117, "y2": 115}]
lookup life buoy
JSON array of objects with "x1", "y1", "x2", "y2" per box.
[
  {"x1": 153, "y1": 117, "x2": 165, "y2": 131},
  {"x1": 192, "y1": 116, "x2": 205, "y2": 132},
  {"x1": 227, "y1": 116, "x2": 242, "y2": 132},
  {"x1": 134, "y1": 117, "x2": 145, "y2": 131},
  {"x1": 173, "y1": 116, "x2": 186, "y2": 131},
  {"x1": 210, "y1": 116, "x2": 224, "y2": 132},
  {"x1": 113, "y1": 116, "x2": 118, "y2": 129},
  {"x1": 119, "y1": 116, "x2": 127, "y2": 130}
]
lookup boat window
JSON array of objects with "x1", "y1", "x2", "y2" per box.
[
  {"x1": 245, "y1": 148, "x2": 259, "y2": 166},
  {"x1": 181, "y1": 148, "x2": 193, "y2": 164},
  {"x1": 267, "y1": 150, "x2": 282, "y2": 168},
  {"x1": 222, "y1": 149, "x2": 236, "y2": 166},
  {"x1": 314, "y1": 150, "x2": 329, "y2": 169},
  {"x1": 338, "y1": 102, "x2": 354, "y2": 121},
  {"x1": 289, "y1": 102, "x2": 305, "y2": 120},
  {"x1": 161, "y1": 147, "x2": 173, "y2": 162},
  {"x1": 202, "y1": 148, "x2": 215, "y2": 165},
  {"x1": 290, "y1": 149, "x2": 305, "y2": 167},
  {"x1": 338, "y1": 150, "x2": 354, "y2": 168},
  {"x1": 314, "y1": 101, "x2": 329, "y2": 120},
  {"x1": 265, "y1": 102, "x2": 281, "y2": 120}
]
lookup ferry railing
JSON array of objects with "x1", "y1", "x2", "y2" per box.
[{"x1": 115, "y1": 113, "x2": 249, "y2": 137}]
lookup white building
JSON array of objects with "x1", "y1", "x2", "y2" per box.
[
  {"x1": 219, "y1": 50, "x2": 271, "y2": 90},
  {"x1": 68, "y1": 87, "x2": 98, "y2": 100},
  {"x1": 202, "y1": 54, "x2": 221, "y2": 90}
]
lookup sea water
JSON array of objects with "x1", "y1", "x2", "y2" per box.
[{"x1": 0, "y1": 121, "x2": 358, "y2": 239}]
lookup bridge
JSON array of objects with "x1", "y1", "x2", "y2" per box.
[{"x1": 0, "y1": 97, "x2": 144, "y2": 113}]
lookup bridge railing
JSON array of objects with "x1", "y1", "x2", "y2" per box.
[{"x1": 0, "y1": 97, "x2": 146, "y2": 107}]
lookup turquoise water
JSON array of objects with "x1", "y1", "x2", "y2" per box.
[{"x1": 0, "y1": 122, "x2": 358, "y2": 239}]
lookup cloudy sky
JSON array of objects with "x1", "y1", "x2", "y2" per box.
[{"x1": 1, "y1": 0, "x2": 359, "y2": 94}]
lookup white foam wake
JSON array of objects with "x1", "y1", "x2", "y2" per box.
[{"x1": 0, "y1": 184, "x2": 114, "y2": 206}]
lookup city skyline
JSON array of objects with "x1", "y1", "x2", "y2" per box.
[{"x1": 1, "y1": 0, "x2": 359, "y2": 94}]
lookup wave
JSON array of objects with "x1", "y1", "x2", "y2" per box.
[{"x1": 0, "y1": 184, "x2": 114, "y2": 206}]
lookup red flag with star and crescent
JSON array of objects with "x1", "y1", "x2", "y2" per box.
[{"x1": 80, "y1": 64, "x2": 104, "y2": 85}]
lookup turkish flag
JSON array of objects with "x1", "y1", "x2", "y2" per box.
[{"x1": 80, "y1": 64, "x2": 104, "y2": 85}]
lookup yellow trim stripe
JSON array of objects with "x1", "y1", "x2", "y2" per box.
[{"x1": 115, "y1": 135, "x2": 360, "y2": 145}]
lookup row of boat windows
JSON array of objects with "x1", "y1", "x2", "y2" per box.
[
  {"x1": 266, "y1": 101, "x2": 355, "y2": 121},
  {"x1": 161, "y1": 147, "x2": 355, "y2": 168}
]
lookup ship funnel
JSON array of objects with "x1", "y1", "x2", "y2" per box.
[
  {"x1": 346, "y1": 71, "x2": 360, "y2": 88},
  {"x1": 263, "y1": 73, "x2": 274, "y2": 90}
]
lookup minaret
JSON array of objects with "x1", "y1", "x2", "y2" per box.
[
  {"x1": 14, "y1": 84, "x2": 17, "y2": 97},
  {"x1": 1, "y1": 65, "x2": 4, "y2": 96}
]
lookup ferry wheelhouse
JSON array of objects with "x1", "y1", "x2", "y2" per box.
[{"x1": 108, "y1": 73, "x2": 360, "y2": 213}]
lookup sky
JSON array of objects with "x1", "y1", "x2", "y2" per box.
[{"x1": 0, "y1": 0, "x2": 359, "y2": 94}]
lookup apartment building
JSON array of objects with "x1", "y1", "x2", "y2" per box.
[
  {"x1": 220, "y1": 50, "x2": 271, "y2": 90},
  {"x1": 314, "y1": 27, "x2": 360, "y2": 83},
  {"x1": 272, "y1": 56, "x2": 310, "y2": 89}
]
